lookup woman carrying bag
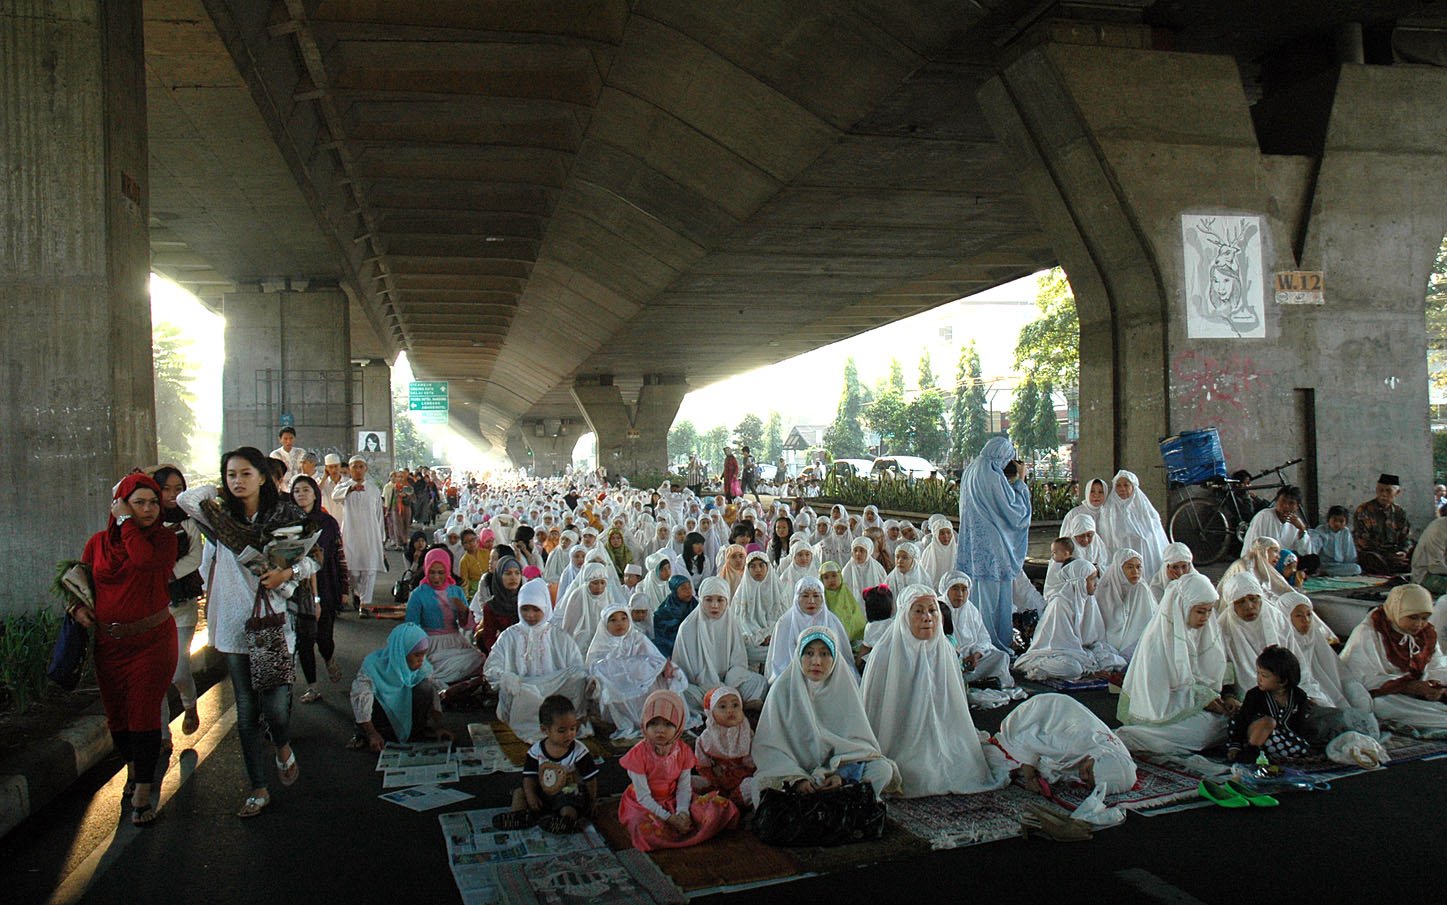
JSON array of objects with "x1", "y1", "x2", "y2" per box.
[{"x1": 178, "y1": 447, "x2": 319, "y2": 818}]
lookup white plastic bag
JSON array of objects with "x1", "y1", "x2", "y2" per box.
[
  {"x1": 1070, "y1": 782, "x2": 1126, "y2": 827},
  {"x1": 1325, "y1": 731, "x2": 1388, "y2": 769}
]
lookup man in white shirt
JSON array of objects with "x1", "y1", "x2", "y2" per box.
[
  {"x1": 333, "y1": 455, "x2": 385, "y2": 611},
  {"x1": 1241, "y1": 485, "x2": 1318, "y2": 567},
  {"x1": 318, "y1": 453, "x2": 343, "y2": 517},
  {"x1": 269, "y1": 427, "x2": 305, "y2": 492}
]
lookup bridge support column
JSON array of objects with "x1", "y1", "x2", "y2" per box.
[
  {"x1": 354, "y1": 358, "x2": 395, "y2": 477},
  {"x1": 571, "y1": 377, "x2": 688, "y2": 484},
  {"x1": 504, "y1": 427, "x2": 532, "y2": 473},
  {"x1": 0, "y1": 1, "x2": 151, "y2": 615},
  {"x1": 980, "y1": 39, "x2": 1447, "y2": 523},
  {"x1": 221, "y1": 288, "x2": 355, "y2": 463},
  {"x1": 519, "y1": 419, "x2": 582, "y2": 478}
]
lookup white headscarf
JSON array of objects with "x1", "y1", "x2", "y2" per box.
[
  {"x1": 768, "y1": 576, "x2": 851, "y2": 683},
  {"x1": 1058, "y1": 511, "x2": 1108, "y2": 569},
  {"x1": 628, "y1": 587, "x2": 656, "y2": 639},
  {"x1": 841, "y1": 537, "x2": 887, "y2": 603},
  {"x1": 585, "y1": 598, "x2": 668, "y2": 706},
  {"x1": 996, "y1": 693, "x2": 1136, "y2": 794},
  {"x1": 1280, "y1": 592, "x2": 1352, "y2": 709},
  {"x1": 937, "y1": 570, "x2": 993, "y2": 657},
  {"x1": 482, "y1": 578, "x2": 582, "y2": 681},
  {"x1": 860, "y1": 583, "x2": 1010, "y2": 796},
  {"x1": 1094, "y1": 547, "x2": 1156, "y2": 658},
  {"x1": 1015, "y1": 559, "x2": 1122, "y2": 679},
  {"x1": 776, "y1": 540, "x2": 818, "y2": 590},
  {"x1": 673, "y1": 576, "x2": 756, "y2": 693},
  {"x1": 1118, "y1": 572, "x2": 1226, "y2": 723},
  {"x1": 884, "y1": 541, "x2": 925, "y2": 599},
  {"x1": 1216, "y1": 572, "x2": 1289, "y2": 694},
  {"x1": 752, "y1": 626, "x2": 900, "y2": 801},
  {"x1": 698, "y1": 685, "x2": 753, "y2": 760},
  {"x1": 817, "y1": 519, "x2": 853, "y2": 566},
  {"x1": 916, "y1": 515, "x2": 959, "y2": 587},
  {"x1": 733, "y1": 551, "x2": 790, "y2": 646},
  {"x1": 555, "y1": 562, "x2": 616, "y2": 654},
  {"x1": 1149, "y1": 541, "x2": 1194, "y2": 599},
  {"x1": 1096, "y1": 470, "x2": 1170, "y2": 577}
]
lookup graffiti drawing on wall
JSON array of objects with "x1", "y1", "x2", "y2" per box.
[
  {"x1": 1181, "y1": 213, "x2": 1266, "y2": 339},
  {"x1": 1171, "y1": 349, "x2": 1275, "y2": 457}
]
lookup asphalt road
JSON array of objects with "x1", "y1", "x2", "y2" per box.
[{"x1": 3, "y1": 568, "x2": 1443, "y2": 905}]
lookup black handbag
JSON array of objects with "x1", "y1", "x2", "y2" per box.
[
  {"x1": 47, "y1": 613, "x2": 90, "y2": 691},
  {"x1": 392, "y1": 568, "x2": 414, "y2": 603},
  {"x1": 754, "y1": 780, "x2": 886, "y2": 847}
]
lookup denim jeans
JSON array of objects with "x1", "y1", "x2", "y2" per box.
[{"x1": 224, "y1": 653, "x2": 293, "y2": 790}]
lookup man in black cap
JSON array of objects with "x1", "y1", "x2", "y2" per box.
[{"x1": 1353, "y1": 473, "x2": 1412, "y2": 573}]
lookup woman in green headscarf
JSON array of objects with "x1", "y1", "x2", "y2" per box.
[
  {"x1": 820, "y1": 561, "x2": 865, "y2": 645},
  {"x1": 605, "y1": 526, "x2": 634, "y2": 579}
]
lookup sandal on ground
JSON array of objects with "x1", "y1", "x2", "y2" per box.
[
  {"x1": 182, "y1": 707, "x2": 200, "y2": 735},
  {"x1": 326, "y1": 660, "x2": 343, "y2": 684},
  {"x1": 123, "y1": 778, "x2": 137, "y2": 800},
  {"x1": 300, "y1": 689, "x2": 323, "y2": 704},
  {"x1": 276, "y1": 749, "x2": 300, "y2": 787},
  {"x1": 538, "y1": 815, "x2": 576, "y2": 834},
  {"x1": 491, "y1": 809, "x2": 539, "y2": 830},
  {"x1": 131, "y1": 802, "x2": 158, "y2": 826},
  {"x1": 237, "y1": 794, "x2": 270, "y2": 818}
]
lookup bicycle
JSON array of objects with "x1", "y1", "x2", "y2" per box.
[{"x1": 1167, "y1": 458, "x2": 1303, "y2": 565}]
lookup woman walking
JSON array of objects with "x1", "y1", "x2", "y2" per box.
[
  {"x1": 152, "y1": 466, "x2": 204, "y2": 744},
  {"x1": 75, "y1": 473, "x2": 179, "y2": 825},
  {"x1": 290, "y1": 475, "x2": 348, "y2": 703},
  {"x1": 178, "y1": 447, "x2": 319, "y2": 818}
]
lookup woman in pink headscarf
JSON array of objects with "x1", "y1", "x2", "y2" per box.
[{"x1": 404, "y1": 548, "x2": 483, "y2": 683}]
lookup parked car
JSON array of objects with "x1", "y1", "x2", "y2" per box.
[
  {"x1": 870, "y1": 456, "x2": 937, "y2": 480},
  {"x1": 829, "y1": 458, "x2": 874, "y2": 479},
  {"x1": 755, "y1": 464, "x2": 778, "y2": 483}
]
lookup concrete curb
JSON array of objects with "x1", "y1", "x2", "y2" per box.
[{"x1": 0, "y1": 644, "x2": 223, "y2": 840}]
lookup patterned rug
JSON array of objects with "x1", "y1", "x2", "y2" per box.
[
  {"x1": 495, "y1": 848, "x2": 686, "y2": 905},
  {"x1": 886, "y1": 784, "x2": 1070, "y2": 850},
  {"x1": 1047, "y1": 760, "x2": 1202, "y2": 813},
  {"x1": 1300, "y1": 575, "x2": 1388, "y2": 593},
  {"x1": 1383, "y1": 734, "x2": 1447, "y2": 763}
]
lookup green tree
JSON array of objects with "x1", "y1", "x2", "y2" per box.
[
  {"x1": 1429, "y1": 237, "x2": 1447, "y2": 390},
  {"x1": 698, "y1": 425, "x2": 730, "y2": 472},
  {"x1": 153, "y1": 323, "x2": 197, "y2": 469},
  {"x1": 887, "y1": 358, "x2": 906, "y2": 394},
  {"x1": 918, "y1": 350, "x2": 937, "y2": 390},
  {"x1": 734, "y1": 413, "x2": 765, "y2": 453},
  {"x1": 1009, "y1": 378, "x2": 1060, "y2": 459},
  {"x1": 865, "y1": 389, "x2": 909, "y2": 457},
  {"x1": 668, "y1": 419, "x2": 698, "y2": 462},
  {"x1": 823, "y1": 358, "x2": 869, "y2": 457},
  {"x1": 950, "y1": 341, "x2": 990, "y2": 467},
  {"x1": 1014, "y1": 267, "x2": 1080, "y2": 390},
  {"x1": 906, "y1": 388, "x2": 951, "y2": 463},
  {"x1": 391, "y1": 387, "x2": 435, "y2": 469},
  {"x1": 763, "y1": 411, "x2": 783, "y2": 461}
]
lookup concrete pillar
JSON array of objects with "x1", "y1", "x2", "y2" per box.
[
  {"x1": 353, "y1": 358, "x2": 394, "y2": 477},
  {"x1": 221, "y1": 289, "x2": 353, "y2": 462},
  {"x1": 520, "y1": 419, "x2": 582, "y2": 478},
  {"x1": 0, "y1": 1, "x2": 151, "y2": 615},
  {"x1": 980, "y1": 41, "x2": 1447, "y2": 525},
  {"x1": 571, "y1": 377, "x2": 688, "y2": 483},
  {"x1": 504, "y1": 427, "x2": 531, "y2": 473}
]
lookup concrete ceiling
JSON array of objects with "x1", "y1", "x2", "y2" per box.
[{"x1": 142, "y1": 0, "x2": 1445, "y2": 449}]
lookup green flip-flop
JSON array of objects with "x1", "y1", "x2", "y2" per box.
[
  {"x1": 1197, "y1": 779, "x2": 1250, "y2": 808},
  {"x1": 1225, "y1": 780, "x2": 1279, "y2": 807}
]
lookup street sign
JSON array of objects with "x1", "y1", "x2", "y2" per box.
[
  {"x1": 409, "y1": 381, "x2": 449, "y2": 411},
  {"x1": 415, "y1": 410, "x2": 448, "y2": 425}
]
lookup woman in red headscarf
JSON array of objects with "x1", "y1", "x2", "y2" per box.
[{"x1": 75, "y1": 473, "x2": 180, "y2": 826}]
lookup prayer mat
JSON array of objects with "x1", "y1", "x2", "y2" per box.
[
  {"x1": 592, "y1": 796, "x2": 802, "y2": 891},
  {"x1": 885, "y1": 785, "x2": 1067, "y2": 850},
  {"x1": 1300, "y1": 575, "x2": 1388, "y2": 593},
  {"x1": 496, "y1": 848, "x2": 686, "y2": 905},
  {"x1": 1037, "y1": 676, "x2": 1110, "y2": 692},
  {"x1": 787, "y1": 815, "x2": 930, "y2": 871},
  {"x1": 488, "y1": 722, "x2": 535, "y2": 766},
  {"x1": 1383, "y1": 734, "x2": 1447, "y2": 763},
  {"x1": 1047, "y1": 760, "x2": 1202, "y2": 813}
]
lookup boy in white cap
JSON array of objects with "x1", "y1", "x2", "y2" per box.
[
  {"x1": 334, "y1": 455, "x2": 385, "y2": 611},
  {"x1": 319, "y1": 453, "x2": 343, "y2": 516}
]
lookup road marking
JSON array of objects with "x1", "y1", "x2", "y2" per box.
[
  {"x1": 1115, "y1": 868, "x2": 1212, "y2": 905},
  {"x1": 46, "y1": 688, "x2": 238, "y2": 905}
]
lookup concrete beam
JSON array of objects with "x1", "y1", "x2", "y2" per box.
[
  {"x1": 980, "y1": 41, "x2": 1447, "y2": 523},
  {"x1": 571, "y1": 377, "x2": 687, "y2": 483}
]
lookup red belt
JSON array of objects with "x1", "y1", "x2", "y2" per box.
[{"x1": 104, "y1": 607, "x2": 173, "y2": 639}]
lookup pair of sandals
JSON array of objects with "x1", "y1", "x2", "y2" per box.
[
  {"x1": 1197, "y1": 779, "x2": 1279, "y2": 808},
  {"x1": 239, "y1": 748, "x2": 300, "y2": 818},
  {"x1": 490, "y1": 809, "x2": 576, "y2": 834}
]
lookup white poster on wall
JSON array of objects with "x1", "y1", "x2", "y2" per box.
[
  {"x1": 358, "y1": 431, "x2": 388, "y2": 453},
  {"x1": 1181, "y1": 213, "x2": 1266, "y2": 339}
]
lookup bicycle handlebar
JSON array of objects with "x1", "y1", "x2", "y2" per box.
[{"x1": 1248, "y1": 458, "x2": 1303, "y2": 482}]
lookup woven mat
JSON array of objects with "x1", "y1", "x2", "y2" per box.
[
  {"x1": 887, "y1": 785, "x2": 1068, "y2": 850},
  {"x1": 1300, "y1": 575, "x2": 1388, "y2": 593},
  {"x1": 1048, "y1": 760, "x2": 1202, "y2": 813},
  {"x1": 496, "y1": 848, "x2": 686, "y2": 905},
  {"x1": 593, "y1": 795, "x2": 802, "y2": 891},
  {"x1": 1383, "y1": 734, "x2": 1447, "y2": 763},
  {"x1": 488, "y1": 721, "x2": 626, "y2": 765},
  {"x1": 1037, "y1": 676, "x2": 1110, "y2": 692}
]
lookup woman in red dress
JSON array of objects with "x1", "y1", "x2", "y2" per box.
[
  {"x1": 75, "y1": 473, "x2": 179, "y2": 826},
  {"x1": 721, "y1": 449, "x2": 741, "y2": 499}
]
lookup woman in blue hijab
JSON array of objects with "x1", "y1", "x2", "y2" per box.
[
  {"x1": 651, "y1": 575, "x2": 697, "y2": 658},
  {"x1": 956, "y1": 436, "x2": 1033, "y2": 652},
  {"x1": 350, "y1": 623, "x2": 449, "y2": 751}
]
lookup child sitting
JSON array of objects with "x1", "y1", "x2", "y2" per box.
[
  {"x1": 628, "y1": 588, "x2": 656, "y2": 639},
  {"x1": 492, "y1": 694, "x2": 599, "y2": 833},
  {"x1": 1308, "y1": 506, "x2": 1361, "y2": 577},
  {"x1": 1227, "y1": 645, "x2": 1312, "y2": 763},
  {"x1": 1042, "y1": 536, "x2": 1077, "y2": 599},
  {"x1": 618, "y1": 690, "x2": 739, "y2": 851},
  {"x1": 857, "y1": 584, "x2": 895, "y2": 667},
  {"x1": 483, "y1": 578, "x2": 588, "y2": 743},
  {"x1": 692, "y1": 685, "x2": 757, "y2": 810},
  {"x1": 586, "y1": 601, "x2": 689, "y2": 739}
]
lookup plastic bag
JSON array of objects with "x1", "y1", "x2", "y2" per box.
[
  {"x1": 1325, "y1": 731, "x2": 1388, "y2": 769},
  {"x1": 1070, "y1": 782, "x2": 1125, "y2": 827}
]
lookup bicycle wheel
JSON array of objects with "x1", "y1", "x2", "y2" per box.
[{"x1": 1168, "y1": 498, "x2": 1232, "y2": 565}]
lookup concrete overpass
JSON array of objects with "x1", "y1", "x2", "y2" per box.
[{"x1": 3, "y1": 0, "x2": 1447, "y2": 614}]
